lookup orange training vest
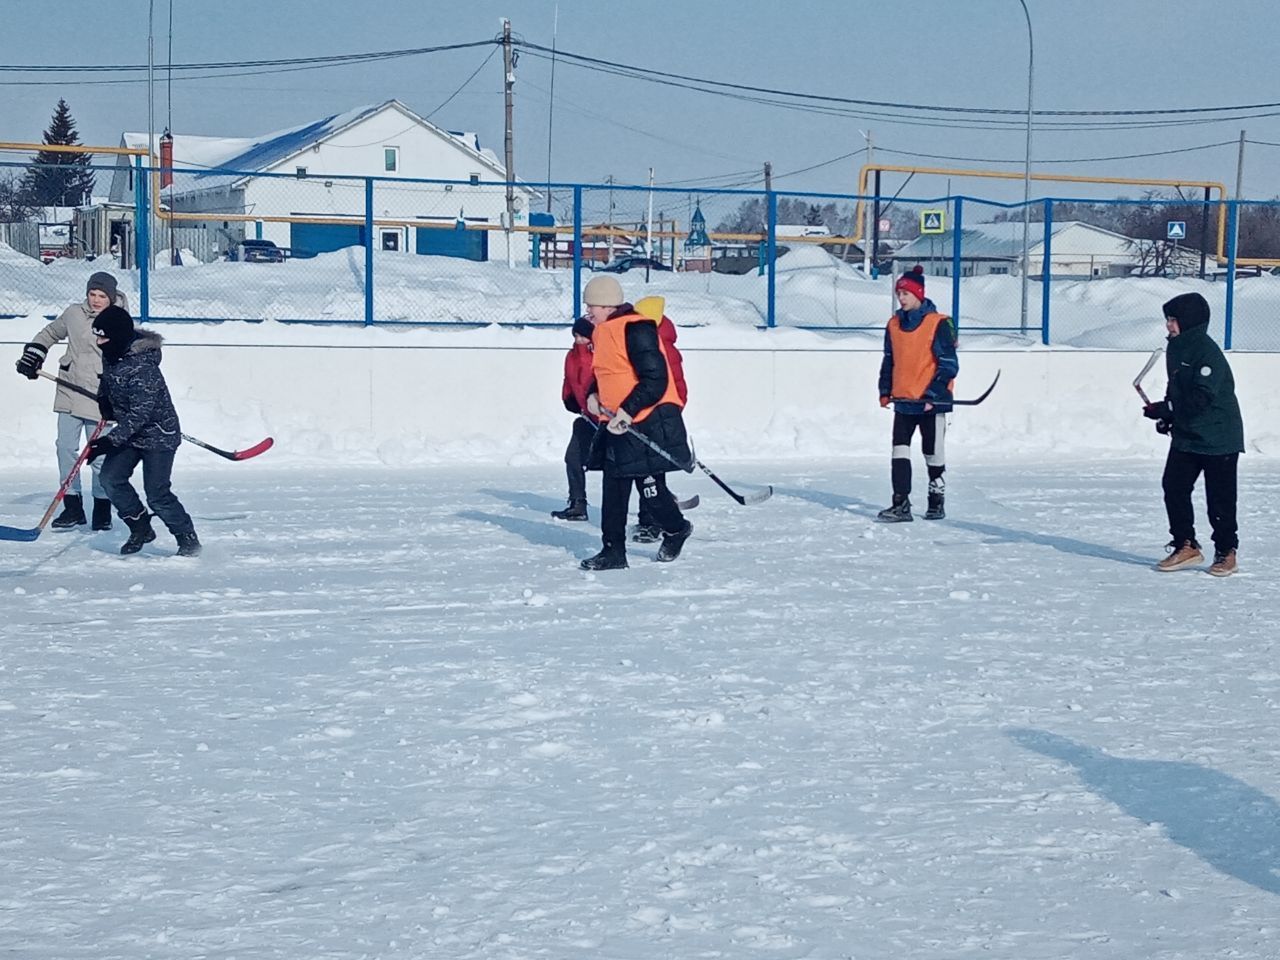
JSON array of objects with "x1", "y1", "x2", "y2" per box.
[
  {"x1": 887, "y1": 311, "x2": 955, "y2": 400},
  {"x1": 592, "y1": 313, "x2": 684, "y2": 423}
]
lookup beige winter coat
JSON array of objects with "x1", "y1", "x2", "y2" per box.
[{"x1": 29, "y1": 292, "x2": 130, "y2": 421}]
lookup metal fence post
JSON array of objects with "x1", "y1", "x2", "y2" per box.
[
  {"x1": 364, "y1": 178, "x2": 374, "y2": 326},
  {"x1": 1224, "y1": 200, "x2": 1238, "y2": 350},
  {"x1": 766, "y1": 190, "x2": 778, "y2": 328},
  {"x1": 135, "y1": 156, "x2": 150, "y2": 322},
  {"x1": 572, "y1": 185, "x2": 583, "y2": 320},
  {"x1": 1041, "y1": 198, "x2": 1053, "y2": 345},
  {"x1": 950, "y1": 196, "x2": 963, "y2": 335}
]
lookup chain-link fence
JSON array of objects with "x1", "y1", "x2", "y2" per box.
[{"x1": 3, "y1": 155, "x2": 1280, "y2": 347}]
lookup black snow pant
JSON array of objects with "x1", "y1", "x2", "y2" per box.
[
  {"x1": 601, "y1": 472, "x2": 684, "y2": 552},
  {"x1": 891, "y1": 411, "x2": 947, "y2": 497},
  {"x1": 564, "y1": 418, "x2": 596, "y2": 504},
  {"x1": 99, "y1": 446, "x2": 195, "y2": 537},
  {"x1": 1162, "y1": 448, "x2": 1239, "y2": 555}
]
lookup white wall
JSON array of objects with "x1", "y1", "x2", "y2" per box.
[{"x1": 2, "y1": 346, "x2": 1276, "y2": 471}]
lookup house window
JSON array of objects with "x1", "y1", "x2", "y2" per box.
[
  {"x1": 990, "y1": 266, "x2": 1009, "y2": 275},
  {"x1": 384, "y1": 147, "x2": 399, "y2": 173},
  {"x1": 296, "y1": 166, "x2": 308, "y2": 178},
  {"x1": 469, "y1": 173, "x2": 480, "y2": 185}
]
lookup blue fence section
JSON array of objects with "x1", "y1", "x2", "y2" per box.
[{"x1": 2, "y1": 157, "x2": 1279, "y2": 348}]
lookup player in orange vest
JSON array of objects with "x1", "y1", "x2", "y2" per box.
[
  {"x1": 876, "y1": 265, "x2": 958, "y2": 522},
  {"x1": 579, "y1": 276, "x2": 692, "y2": 570}
]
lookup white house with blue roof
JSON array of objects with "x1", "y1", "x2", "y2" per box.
[
  {"x1": 108, "y1": 100, "x2": 538, "y2": 263},
  {"x1": 891, "y1": 220, "x2": 1142, "y2": 280}
]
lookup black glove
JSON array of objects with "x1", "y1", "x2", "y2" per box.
[
  {"x1": 86, "y1": 436, "x2": 115, "y2": 463},
  {"x1": 1143, "y1": 401, "x2": 1172, "y2": 421},
  {"x1": 1156, "y1": 419, "x2": 1172, "y2": 436},
  {"x1": 98, "y1": 394, "x2": 115, "y2": 422},
  {"x1": 15, "y1": 342, "x2": 46, "y2": 379}
]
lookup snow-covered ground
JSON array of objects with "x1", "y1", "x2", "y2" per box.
[{"x1": 4, "y1": 459, "x2": 1279, "y2": 959}]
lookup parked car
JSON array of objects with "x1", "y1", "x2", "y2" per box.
[
  {"x1": 594, "y1": 255, "x2": 672, "y2": 273},
  {"x1": 227, "y1": 239, "x2": 286, "y2": 263}
]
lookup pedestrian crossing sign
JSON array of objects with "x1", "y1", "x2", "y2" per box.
[
  {"x1": 1166, "y1": 221, "x2": 1186, "y2": 240},
  {"x1": 921, "y1": 209, "x2": 945, "y2": 234}
]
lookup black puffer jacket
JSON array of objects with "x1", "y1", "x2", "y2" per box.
[
  {"x1": 589, "y1": 313, "x2": 691, "y2": 478},
  {"x1": 97, "y1": 329, "x2": 182, "y2": 451},
  {"x1": 1163, "y1": 321, "x2": 1244, "y2": 456}
]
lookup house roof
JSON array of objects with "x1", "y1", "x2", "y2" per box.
[
  {"x1": 120, "y1": 100, "x2": 520, "y2": 191},
  {"x1": 893, "y1": 220, "x2": 1135, "y2": 261}
]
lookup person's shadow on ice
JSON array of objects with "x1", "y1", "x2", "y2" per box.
[{"x1": 1009, "y1": 728, "x2": 1280, "y2": 895}]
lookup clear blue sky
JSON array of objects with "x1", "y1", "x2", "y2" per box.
[{"x1": 4, "y1": 0, "x2": 1280, "y2": 221}]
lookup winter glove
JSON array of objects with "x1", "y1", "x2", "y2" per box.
[
  {"x1": 586, "y1": 393, "x2": 604, "y2": 418},
  {"x1": 86, "y1": 436, "x2": 115, "y2": 463},
  {"x1": 606, "y1": 408, "x2": 634, "y2": 436},
  {"x1": 15, "y1": 342, "x2": 46, "y2": 379},
  {"x1": 1155, "y1": 419, "x2": 1172, "y2": 436},
  {"x1": 98, "y1": 394, "x2": 115, "y2": 422},
  {"x1": 879, "y1": 395, "x2": 891, "y2": 408},
  {"x1": 1143, "y1": 401, "x2": 1172, "y2": 421}
]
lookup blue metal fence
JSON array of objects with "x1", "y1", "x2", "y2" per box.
[{"x1": 2, "y1": 156, "x2": 1278, "y2": 348}]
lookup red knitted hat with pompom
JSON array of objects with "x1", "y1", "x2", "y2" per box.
[{"x1": 895, "y1": 264, "x2": 925, "y2": 301}]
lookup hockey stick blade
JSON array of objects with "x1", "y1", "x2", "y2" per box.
[
  {"x1": 0, "y1": 525, "x2": 41, "y2": 542},
  {"x1": 677, "y1": 494, "x2": 700, "y2": 511},
  {"x1": 1133, "y1": 348, "x2": 1163, "y2": 405},
  {"x1": 890, "y1": 370, "x2": 1000, "y2": 407}
]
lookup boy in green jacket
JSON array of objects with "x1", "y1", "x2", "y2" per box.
[{"x1": 1143, "y1": 292, "x2": 1245, "y2": 576}]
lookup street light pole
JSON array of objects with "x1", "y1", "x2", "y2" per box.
[{"x1": 1017, "y1": 0, "x2": 1034, "y2": 335}]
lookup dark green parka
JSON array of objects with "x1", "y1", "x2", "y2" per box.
[{"x1": 1162, "y1": 294, "x2": 1244, "y2": 456}]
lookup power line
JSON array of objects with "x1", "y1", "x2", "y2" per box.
[{"x1": 877, "y1": 140, "x2": 1240, "y2": 165}]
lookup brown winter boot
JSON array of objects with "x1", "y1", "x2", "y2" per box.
[
  {"x1": 1208, "y1": 549, "x2": 1238, "y2": 577},
  {"x1": 1156, "y1": 539, "x2": 1204, "y2": 572}
]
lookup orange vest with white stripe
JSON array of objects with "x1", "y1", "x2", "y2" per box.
[
  {"x1": 592, "y1": 313, "x2": 684, "y2": 424},
  {"x1": 887, "y1": 311, "x2": 955, "y2": 400}
]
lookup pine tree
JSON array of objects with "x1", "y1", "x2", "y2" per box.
[{"x1": 20, "y1": 99, "x2": 96, "y2": 209}]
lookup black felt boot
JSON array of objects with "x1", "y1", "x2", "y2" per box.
[
  {"x1": 91, "y1": 497, "x2": 114, "y2": 531},
  {"x1": 51, "y1": 494, "x2": 87, "y2": 530}
]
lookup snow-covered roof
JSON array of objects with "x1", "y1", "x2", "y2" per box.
[
  {"x1": 120, "y1": 100, "x2": 514, "y2": 187},
  {"x1": 893, "y1": 220, "x2": 1135, "y2": 261}
]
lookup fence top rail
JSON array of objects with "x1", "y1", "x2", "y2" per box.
[{"x1": 0, "y1": 141, "x2": 147, "y2": 157}]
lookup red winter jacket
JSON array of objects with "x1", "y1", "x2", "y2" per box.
[
  {"x1": 657, "y1": 316, "x2": 688, "y2": 405},
  {"x1": 561, "y1": 340, "x2": 595, "y2": 414}
]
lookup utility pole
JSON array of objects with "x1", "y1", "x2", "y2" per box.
[
  {"x1": 1232, "y1": 129, "x2": 1246, "y2": 271},
  {"x1": 861, "y1": 131, "x2": 873, "y2": 275},
  {"x1": 502, "y1": 18, "x2": 516, "y2": 262},
  {"x1": 763, "y1": 161, "x2": 772, "y2": 194},
  {"x1": 645, "y1": 167, "x2": 655, "y2": 281},
  {"x1": 606, "y1": 174, "x2": 615, "y2": 260}
]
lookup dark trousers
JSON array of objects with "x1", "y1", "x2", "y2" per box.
[
  {"x1": 99, "y1": 447, "x2": 195, "y2": 537},
  {"x1": 564, "y1": 418, "x2": 596, "y2": 503},
  {"x1": 891, "y1": 411, "x2": 947, "y2": 496},
  {"x1": 601, "y1": 472, "x2": 684, "y2": 551},
  {"x1": 1162, "y1": 448, "x2": 1238, "y2": 554}
]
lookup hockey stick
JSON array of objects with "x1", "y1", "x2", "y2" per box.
[
  {"x1": 1133, "y1": 348, "x2": 1163, "y2": 405},
  {"x1": 0, "y1": 420, "x2": 106, "y2": 542},
  {"x1": 585, "y1": 409, "x2": 773, "y2": 506},
  {"x1": 890, "y1": 369, "x2": 1001, "y2": 407},
  {"x1": 37, "y1": 370, "x2": 274, "y2": 461}
]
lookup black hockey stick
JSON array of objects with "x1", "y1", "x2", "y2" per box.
[
  {"x1": 577, "y1": 413, "x2": 699, "y2": 509},
  {"x1": 37, "y1": 370, "x2": 274, "y2": 461},
  {"x1": 585, "y1": 409, "x2": 772, "y2": 506},
  {"x1": 891, "y1": 369, "x2": 1001, "y2": 407}
]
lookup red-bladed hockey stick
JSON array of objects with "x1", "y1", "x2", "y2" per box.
[
  {"x1": 0, "y1": 420, "x2": 106, "y2": 542},
  {"x1": 37, "y1": 370, "x2": 273, "y2": 461}
]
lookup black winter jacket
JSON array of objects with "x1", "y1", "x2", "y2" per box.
[
  {"x1": 97, "y1": 330, "x2": 182, "y2": 452},
  {"x1": 589, "y1": 316, "x2": 691, "y2": 478},
  {"x1": 1163, "y1": 324, "x2": 1244, "y2": 456}
]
